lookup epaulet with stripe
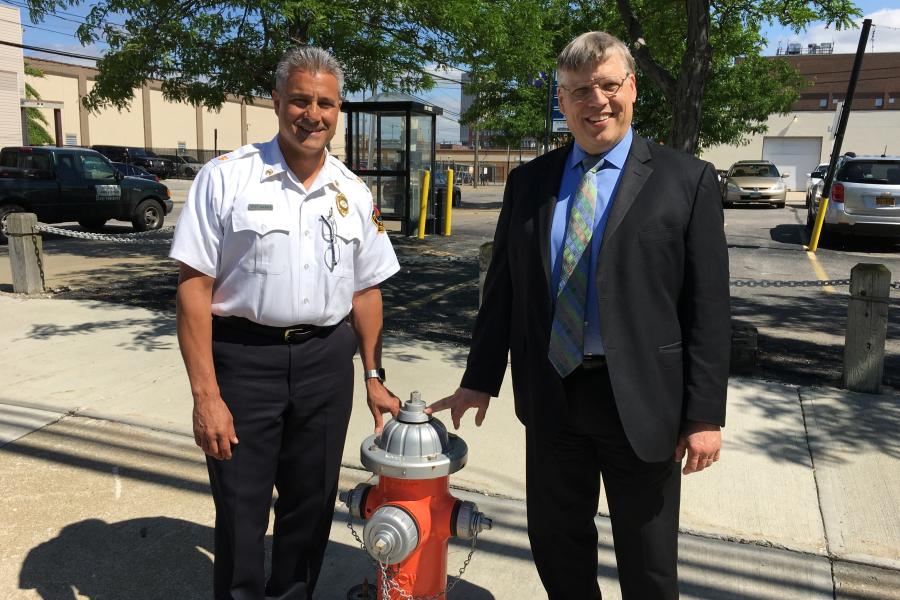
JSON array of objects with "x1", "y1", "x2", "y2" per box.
[{"x1": 207, "y1": 143, "x2": 261, "y2": 169}]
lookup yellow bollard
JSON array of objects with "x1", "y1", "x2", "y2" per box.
[
  {"x1": 807, "y1": 196, "x2": 830, "y2": 252},
  {"x1": 443, "y1": 168, "x2": 454, "y2": 236},
  {"x1": 418, "y1": 170, "x2": 431, "y2": 240}
]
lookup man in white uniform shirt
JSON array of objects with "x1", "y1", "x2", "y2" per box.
[{"x1": 170, "y1": 47, "x2": 401, "y2": 600}]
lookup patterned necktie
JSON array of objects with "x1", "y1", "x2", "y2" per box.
[{"x1": 549, "y1": 158, "x2": 603, "y2": 377}]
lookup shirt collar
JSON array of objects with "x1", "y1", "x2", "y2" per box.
[
  {"x1": 567, "y1": 127, "x2": 634, "y2": 172},
  {"x1": 261, "y1": 134, "x2": 337, "y2": 192}
]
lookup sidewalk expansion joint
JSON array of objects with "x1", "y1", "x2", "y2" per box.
[{"x1": 796, "y1": 387, "x2": 838, "y2": 599}]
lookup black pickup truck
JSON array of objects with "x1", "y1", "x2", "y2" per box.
[{"x1": 0, "y1": 146, "x2": 173, "y2": 243}]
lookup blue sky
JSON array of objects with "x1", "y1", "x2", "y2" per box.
[{"x1": 5, "y1": 0, "x2": 900, "y2": 143}]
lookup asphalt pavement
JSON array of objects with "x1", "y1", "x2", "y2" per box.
[{"x1": 1, "y1": 185, "x2": 900, "y2": 599}]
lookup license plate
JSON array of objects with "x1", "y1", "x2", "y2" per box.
[
  {"x1": 875, "y1": 196, "x2": 894, "y2": 206},
  {"x1": 749, "y1": 192, "x2": 761, "y2": 199}
]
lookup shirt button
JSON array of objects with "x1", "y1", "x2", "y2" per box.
[
  {"x1": 304, "y1": 264, "x2": 309, "y2": 270},
  {"x1": 305, "y1": 231, "x2": 311, "y2": 237},
  {"x1": 303, "y1": 298, "x2": 309, "y2": 304}
]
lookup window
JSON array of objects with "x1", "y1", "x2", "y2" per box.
[
  {"x1": 80, "y1": 154, "x2": 116, "y2": 180},
  {"x1": 819, "y1": 98, "x2": 827, "y2": 108},
  {"x1": 875, "y1": 97, "x2": 884, "y2": 108},
  {"x1": 177, "y1": 141, "x2": 186, "y2": 151},
  {"x1": 65, "y1": 134, "x2": 77, "y2": 146}
]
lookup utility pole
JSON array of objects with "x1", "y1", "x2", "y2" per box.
[{"x1": 808, "y1": 18, "x2": 872, "y2": 252}]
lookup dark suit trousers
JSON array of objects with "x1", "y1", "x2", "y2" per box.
[
  {"x1": 526, "y1": 365, "x2": 681, "y2": 600},
  {"x1": 207, "y1": 320, "x2": 357, "y2": 600}
]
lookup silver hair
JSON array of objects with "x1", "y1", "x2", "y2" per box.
[
  {"x1": 557, "y1": 31, "x2": 636, "y2": 75},
  {"x1": 275, "y1": 46, "x2": 345, "y2": 93}
]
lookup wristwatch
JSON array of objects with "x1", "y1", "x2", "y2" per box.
[{"x1": 364, "y1": 368, "x2": 386, "y2": 383}]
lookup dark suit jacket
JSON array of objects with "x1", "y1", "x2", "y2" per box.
[{"x1": 461, "y1": 136, "x2": 731, "y2": 463}]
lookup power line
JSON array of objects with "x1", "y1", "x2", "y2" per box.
[
  {"x1": 0, "y1": 39, "x2": 101, "y2": 61},
  {"x1": 0, "y1": 15, "x2": 79, "y2": 37},
  {"x1": 5, "y1": 0, "x2": 127, "y2": 29}
]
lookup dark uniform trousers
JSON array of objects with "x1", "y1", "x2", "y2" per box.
[
  {"x1": 526, "y1": 364, "x2": 682, "y2": 600},
  {"x1": 208, "y1": 319, "x2": 357, "y2": 600}
]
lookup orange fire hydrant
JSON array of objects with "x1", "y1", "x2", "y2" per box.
[{"x1": 341, "y1": 392, "x2": 492, "y2": 599}]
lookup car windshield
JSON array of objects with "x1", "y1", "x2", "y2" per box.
[
  {"x1": 433, "y1": 173, "x2": 447, "y2": 185},
  {"x1": 838, "y1": 160, "x2": 900, "y2": 184},
  {"x1": 729, "y1": 164, "x2": 780, "y2": 177},
  {"x1": 182, "y1": 155, "x2": 199, "y2": 163}
]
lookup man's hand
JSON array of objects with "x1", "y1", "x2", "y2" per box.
[
  {"x1": 366, "y1": 379, "x2": 401, "y2": 434},
  {"x1": 193, "y1": 397, "x2": 239, "y2": 460},
  {"x1": 425, "y1": 387, "x2": 490, "y2": 429},
  {"x1": 674, "y1": 421, "x2": 721, "y2": 475}
]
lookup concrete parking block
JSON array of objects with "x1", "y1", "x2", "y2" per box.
[{"x1": 801, "y1": 386, "x2": 900, "y2": 570}]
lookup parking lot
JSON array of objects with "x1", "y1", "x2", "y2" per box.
[{"x1": 2, "y1": 183, "x2": 899, "y2": 390}]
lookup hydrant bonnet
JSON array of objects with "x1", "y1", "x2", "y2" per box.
[{"x1": 360, "y1": 392, "x2": 467, "y2": 479}]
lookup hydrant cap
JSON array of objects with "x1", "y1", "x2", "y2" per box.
[{"x1": 360, "y1": 391, "x2": 468, "y2": 479}]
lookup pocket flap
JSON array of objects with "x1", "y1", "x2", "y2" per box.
[{"x1": 232, "y1": 203, "x2": 289, "y2": 235}]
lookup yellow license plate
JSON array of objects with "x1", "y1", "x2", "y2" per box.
[{"x1": 875, "y1": 196, "x2": 894, "y2": 206}]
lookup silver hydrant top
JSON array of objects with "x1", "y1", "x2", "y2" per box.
[{"x1": 360, "y1": 391, "x2": 468, "y2": 479}]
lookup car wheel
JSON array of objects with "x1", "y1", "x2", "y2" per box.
[
  {"x1": 78, "y1": 219, "x2": 107, "y2": 232},
  {"x1": 453, "y1": 191, "x2": 462, "y2": 208},
  {"x1": 774, "y1": 202, "x2": 785, "y2": 209},
  {"x1": 132, "y1": 199, "x2": 164, "y2": 232},
  {"x1": 0, "y1": 203, "x2": 25, "y2": 244},
  {"x1": 184, "y1": 167, "x2": 195, "y2": 178}
]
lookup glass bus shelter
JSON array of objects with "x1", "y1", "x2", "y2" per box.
[{"x1": 342, "y1": 99, "x2": 441, "y2": 236}]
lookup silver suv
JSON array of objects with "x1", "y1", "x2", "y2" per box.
[{"x1": 807, "y1": 156, "x2": 900, "y2": 239}]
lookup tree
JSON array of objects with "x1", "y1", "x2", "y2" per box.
[
  {"x1": 24, "y1": 0, "x2": 485, "y2": 111},
  {"x1": 24, "y1": 63, "x2": 53, "y2": 145},
  {"x1": 615, "y1": 0, "x2": 860, "y2": 154}
]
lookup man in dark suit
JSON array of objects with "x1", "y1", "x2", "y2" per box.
[{"x1": 427, "y1": 31, "x2": 730, "y2": 599}]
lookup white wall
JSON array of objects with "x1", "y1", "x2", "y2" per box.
[{"x1": 0, "y1": 5, "x2": 24, "y2": 147}]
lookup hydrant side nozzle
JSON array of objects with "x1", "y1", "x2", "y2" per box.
[
  {"x1": 363, "y1": 504, "x2": 420, "y2": 565},
  {"x1": 451, "y1": 500, "x2": 493, "y2": 539},
  {"x1": 342, "y1": 482, "x2": 374, "y2": 519}
]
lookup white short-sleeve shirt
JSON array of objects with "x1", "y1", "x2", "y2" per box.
[{"x1": 170, "y1": 136, "x2": 400, "y2": 327}]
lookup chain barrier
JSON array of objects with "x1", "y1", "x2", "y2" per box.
[
  {"x1": 396, "y1": 255, "x2": 477, "y2": 266},
  {"x1": 346, "y1": 515, "x2": 477, "y2": 600},
  {"x1": 32, "y1": 223, "x2": 175, "y2": 245},
  {"x1": 730, "y1": 278, "x2": 851, "y2": 288}
]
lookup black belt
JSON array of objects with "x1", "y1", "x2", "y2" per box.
[
  {"x1": 582, "y1": 354, "x2": 608, "y2": 370},
  {"x1": 214, "y1": 316, "x2": 342, "y2": 343}
]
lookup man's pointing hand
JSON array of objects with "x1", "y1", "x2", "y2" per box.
[{"x1": 425, "y1": 387, "x2": 491, "y2": 429}]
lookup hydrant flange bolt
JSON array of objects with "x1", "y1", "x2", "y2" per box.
[
  {"x1": 452, "y1": 500, "x2": 493, "y2": 539},
  {"x1": 363, "y1": 504, "x2": 420, "y2": 565}
]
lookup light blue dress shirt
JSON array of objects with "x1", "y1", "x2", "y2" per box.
[{"x1": 550, "y1": 128, "x2": 633, "y2": 356}]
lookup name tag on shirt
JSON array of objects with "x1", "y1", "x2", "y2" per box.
[{"x1": 248, "y1": 204, "x2": 274, "y2": 211}]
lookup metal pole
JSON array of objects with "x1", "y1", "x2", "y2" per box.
[
  {"x1": 808, "y1": 18, "x2": 871, "y2": 253},
  {"x1": 543, "y1": 73, "x2": 553, "y2": 155}
]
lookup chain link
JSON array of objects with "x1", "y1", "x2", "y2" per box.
[
  {"x1": 730, "y1": 278, "x2": 852, "y2": 288},
  {"x1": 31, "y1": 231, "x2": 45, "y2": 291},
  {"x1": 396, "y1": 255, "x2": 477, "y2": 266},
  {"x1": 346, "y1": 514, "x2": 478, "y2": 600}
]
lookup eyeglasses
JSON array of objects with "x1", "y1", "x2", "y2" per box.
[
  {"x1": 560, "y1": 74, "x2": 631, "y2": 103},
  {"x1": 320, "y1": 209, "x2": 340, "y2": 272}
]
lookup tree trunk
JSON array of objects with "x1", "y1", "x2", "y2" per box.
[{"x1": 668, "y1": 0, "x2": 711, "y2": 155}]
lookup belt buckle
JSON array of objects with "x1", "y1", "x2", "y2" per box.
[{"x1": 283, "y1": 326, "x2": 312, "y2": 343}]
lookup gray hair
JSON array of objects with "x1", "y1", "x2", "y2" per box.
[
  {"x1": 557, "y1": 31, "x2": 636, "y2": 75},
  {"x1": 275, "y1": 46, "x2": 345, "y2": 94}
]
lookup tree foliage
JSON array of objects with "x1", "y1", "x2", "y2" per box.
[
  {"x1": 23, "y1": 0, "x2": 483, "y2": 111},
  {"x1": 24, "y1": 62, "x2": 53, "y2": 145}
]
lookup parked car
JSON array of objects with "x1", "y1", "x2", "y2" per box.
[
  {"x1": 807, "y1": 155, "x2": 900, "y2": 239},
  {"x1": 433, "y1": 172, "x2": 462, "y2": 207},
  {"x1": 0, "y1": 146, "x2": 173, "y2": 242},
  {"x1": 158, "y1": 154, "x2": 203, "y2": 178},
  {"x1": 111, "y1": 162, "x2": 159, "y2": 182},
  {"x1": 91, "y1": 145, "x2": 173, "y2": 179},
  {"x1": 721, "y1": 160, "x2": 788, "y2": 208},
  {"x1": 805, "y1": 163, "x2": 829, "y2": 205}
]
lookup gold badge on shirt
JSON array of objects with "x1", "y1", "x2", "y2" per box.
[{"x1": 336, "y1": 193, "x2": 350, "y2": 217}]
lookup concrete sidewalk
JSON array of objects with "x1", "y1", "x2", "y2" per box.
[{"x1": 2, "y1": 296, "x2": 899, "y2": 599}]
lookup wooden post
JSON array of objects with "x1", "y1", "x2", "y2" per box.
[
  {"x1": 7, "y1": 213, "x2": 45, "y2": 294},
  {"x1": 478, "y1": 241, "x2": 493, "y2": 308},
  {"x1": 842, "y1": 263, "x2": 890, "y2": 393}
]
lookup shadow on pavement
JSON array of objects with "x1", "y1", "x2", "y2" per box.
[{"x1": 19, "y1": 517, "x2": 213, "y2": 600}]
